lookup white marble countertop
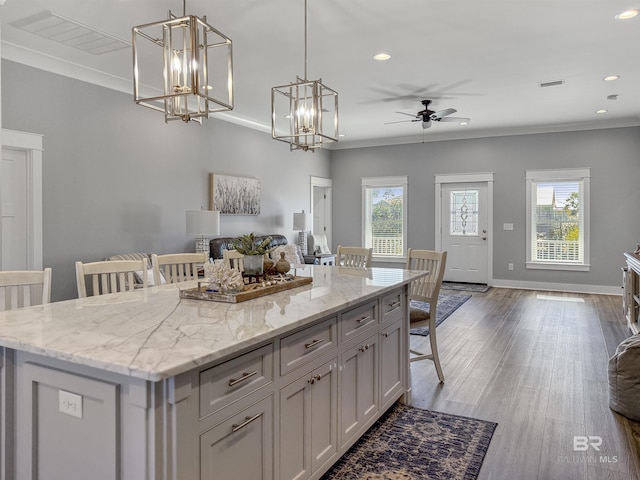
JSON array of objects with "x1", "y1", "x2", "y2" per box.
[{"x1": 0, "y1": 266, "x2": 425, "y2": 382}]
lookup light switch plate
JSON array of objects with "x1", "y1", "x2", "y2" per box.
[
  {"x1": 59, "y1": 390, "x2": 83, "y2": 419},
  {"x1": 503, "y1": 223, "x2": 514, "y2": 231}
]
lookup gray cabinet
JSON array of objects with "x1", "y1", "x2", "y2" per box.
[
  {"x1": 379, "y1": 319, "x2": 403, "y2": 410},
  {"x1": 279, "y1": 358, "x2": 338, "y2": 480},
  {"x1": 339, "y1": 333, "x2": 379, "y2": 448},
  {"x1": 200, "y1": 395, "x2": 274, "y2": 480}
]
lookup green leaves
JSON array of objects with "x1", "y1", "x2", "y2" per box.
[{"x1": 231, "y1": 233, "x2": 274, "y2": 256}]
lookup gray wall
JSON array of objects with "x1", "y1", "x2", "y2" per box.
[
  {"x1": 2, "y1": 60, "x2": 330, "y2": 301},
  {"x1": 329, "y1": 128, "x2": 640, "y2": 289}
]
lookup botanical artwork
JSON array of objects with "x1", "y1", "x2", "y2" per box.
[{"x1": 209, "y1": 173, "x2": 260, "y2": 215}]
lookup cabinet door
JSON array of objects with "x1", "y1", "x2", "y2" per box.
[
  {"x1": 339, "y1": 334, "x2": 379, "y2": 448},
  {"x1": 200, "y1": 395, "x2": 273, "y2": 480},
  {"x1": 279, "y1": 359, "x2": 338, "y2": 480},
  {"x1": 379, "y1": 319, "x2": 403, "y2": 409}
]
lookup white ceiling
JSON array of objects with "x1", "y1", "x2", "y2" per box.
[{"x1": 2, "y1": 0, "x2": 640, "y2": 149}]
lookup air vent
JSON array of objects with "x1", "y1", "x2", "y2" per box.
[
  {"x1": 10, "y1": 11, "x2": 130, "y2": 55},
  {"x1": 538, "y1": 80, "x2": 565, "y2": 88},
  {"x1": 607, "y1": 94, "x2": 619, "y2": 101}
]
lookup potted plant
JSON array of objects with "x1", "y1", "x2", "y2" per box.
[{"x1": 231, "y1": 233, "x2": 273, "y2": 276}]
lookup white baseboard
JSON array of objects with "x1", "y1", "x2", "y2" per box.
[{"x1": 492, "y1": 279, "x2": 622, "y2": 296}]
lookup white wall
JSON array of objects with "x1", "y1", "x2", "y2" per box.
[{"x1": 1, "y1": 60, "x2": 330, "y2": 300}]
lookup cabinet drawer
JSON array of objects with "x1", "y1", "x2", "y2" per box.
[
  {"x1": 199, "y1": 343, "x2": 273, "y2": 419},
  {"x1": 281, "y1": 317, "x2": 337, "y2": 376},
  {"x1": 340, "y1": 300, "x2": 378, "y2": 344},
  {"x1": 381, "y1": 289, "x2": 403, "y2": 325},
  {"x1": 200, "y1": 394, "x2": 273, "y2": 480}
]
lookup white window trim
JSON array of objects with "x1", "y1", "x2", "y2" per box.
[
  {"x1": 525, "y1": 168, "x2": 591, "y2": 272},
  {"x1": 362, "y1": 176, "x2": 408, "y2": 260}
]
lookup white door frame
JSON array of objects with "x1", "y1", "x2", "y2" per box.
[
  {"x1": 1, "y1": 129, "x2": 44, "y2": 270},
  {"x1": 310, "y1": 176, "x2": 332, "y2": 248},
  {"x1": 435, "y1": 172, "x2": 494, "y2": 285}
]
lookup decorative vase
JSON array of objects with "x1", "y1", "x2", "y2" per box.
[
  {"x1": 276, "y1": 252, "x2": 290, "y2": 274},
  {"x1": 243, "y1": 255, "x2": 264, "y2": 276}
]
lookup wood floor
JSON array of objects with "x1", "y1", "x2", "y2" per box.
[{"x1": 408, "y1": 287, "x2": 640, "y2": 480}]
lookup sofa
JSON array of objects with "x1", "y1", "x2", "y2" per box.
[{"x1": 209, "y1": 234, "x2": 289, "y2": 261}]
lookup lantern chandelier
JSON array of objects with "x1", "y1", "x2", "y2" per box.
[
  {"x1": 271, "y1": 0, "x2": 339, "y2": 152},
  {"x1": 132, "y1": 0, "x2": 233, "y2": 124}
]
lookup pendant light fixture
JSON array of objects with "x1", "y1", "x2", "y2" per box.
[
  {"x1": 132, "y1": 0, "x2": 233, "y2": 124},
  {"x1": 271, "y1": 0, "x2": 338, "y2": 152}
]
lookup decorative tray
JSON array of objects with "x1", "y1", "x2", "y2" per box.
[{"x1": 179, "y1": 275, "x2": 313, "y2": 303}]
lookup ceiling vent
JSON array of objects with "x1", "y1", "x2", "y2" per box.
[
  {"x1": 538, "y1": 80, "x2": 565, "y2": 88},
  {"x1": 10, "y1": 11, "x2": 130, "y2": 55}
]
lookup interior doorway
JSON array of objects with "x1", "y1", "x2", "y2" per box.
[
  {"x1": 435, "y1": 173, "x2": 493, "y2": 285},
  {"x1": 310, "y1": 176, "x2": 332, "y2": 251},
  {"x1": 1, "y1": 129, "x2": 43, "y2": 270}
]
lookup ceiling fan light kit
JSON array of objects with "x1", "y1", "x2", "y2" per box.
[
  {"x1": 131, "y1": 0, "x2": 233, "y2": 124},
  {"x1": 271, "y1": 0, "x2": 339, "y2": 152}
]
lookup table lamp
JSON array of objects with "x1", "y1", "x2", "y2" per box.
[
  {"x1": 186, "y1": 210, "x2": 220, "y2": 255},
  {"x1": 293, "y1": 210, "x2": 311, "y2": 255}
]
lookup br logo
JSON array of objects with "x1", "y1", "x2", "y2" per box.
[{"x1": 573, "y1": 436, "x2": 602, "y2": 451}]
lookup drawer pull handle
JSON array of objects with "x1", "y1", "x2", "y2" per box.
[
  {"x1": 387, "y1": 301, "x2": 400, "y2": 308},
  {"x1": 357, "y1": 315, "x2": 371, "y2": 324},
  {"x1": 228, "y1": 370, "x2": 258, "y2": 387},
  {"x1": 308, "y1": 373, "x2": 323, "y2": 385},
  {"x1": 304, "y1": 338, "x2": 326, "y2": 349},
  {"x1": 232, "y1": 412, "x2": 263, "y2": 432},
  {"x1": 382, "y1": 332, "x2": 389, "y2": 338},
  {"x1": 359, "y1": 344, "x2": 370, "y2": 353}
]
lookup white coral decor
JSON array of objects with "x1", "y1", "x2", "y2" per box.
[{"x1": 204, "y1": 262, "x2": 244, "y2": 292}]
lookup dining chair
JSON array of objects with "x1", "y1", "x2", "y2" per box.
[
  {"x1": 151, "y1": 252, "x2": 207, "y2": 285},
  {"x1": 222, "y1": 249, "x2": 245, "y2": 272},
  {"x1": 0, "y1": 268, "x2": 52, "y2": 310},
  {"x1": 406, "y1": 248, "x2": 448, "y2": 382},
  {"x1": 336, "y1": 245, "x2": 372, "y2": 268},
  {"x1": 75, "y1": 259, "x2": 148, "y2": 298}
]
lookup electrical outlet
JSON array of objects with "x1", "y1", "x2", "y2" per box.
[
  {"x1": 59, "y1": 390, "x2": 83, "y2": 419},
  {"x1": 508, "y1": 263, "x2": 514, "y2": 271}
]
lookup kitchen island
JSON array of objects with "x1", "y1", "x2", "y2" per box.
[{"x1": 0, "y1": 265, "x2": 425, "y2": 480}]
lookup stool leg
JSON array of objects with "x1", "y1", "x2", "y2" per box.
[{"x1": 429, "y1": 314, "x2": 445, "y2": 383}]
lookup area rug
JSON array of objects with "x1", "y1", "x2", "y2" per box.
[
  {"x1": 441, "y1": 282, "x2": 491, "y2": 293},
  {"x1": 409, "y1": 293, "x2": 471, "y2": 336},
  {"x1": 321, "y1": 403, "x2": 497, "y2": 480}
]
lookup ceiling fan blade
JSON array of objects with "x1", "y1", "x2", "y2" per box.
[
  {"x1": 422, "y1": 121, "x2": 431, "y2": 129},
  {"x1": 437, "y1": 117, "x2": 471, "y2": 123},
  {"x1": 432, "y1": 108, "x2": 457, "y2": 119},
  {"x1": 384, "y1": 120, "x2": 414, "y2": 125},
  {"x1": 395, "y1": 111, "x2": 419, "y2": 118}
]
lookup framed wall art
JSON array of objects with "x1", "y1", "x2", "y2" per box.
[{"x1": 209, "y1": 173, "x2": 261, "y2": 215}]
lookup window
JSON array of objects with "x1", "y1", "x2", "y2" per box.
[
  {"x1": 362, "y1": 176, "x2": 407, "y2": 259},
  {"x1": 525, "y1": 168, "x2": 590, "y2": 271}
]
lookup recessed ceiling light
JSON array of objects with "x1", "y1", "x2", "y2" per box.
[
  {"x1": 459, "y1": 121, "x2": 469, "y2": 126},
  {"x1": 615, "y1": 9, "x2": 638, "y2": 19},
  {"x1": 373, "y1": 53, "x2": 391, "y2": 61},
  {"x1": 604, "y1": 75, "x2": 620, "y2": 81},
  {"x1": 339, "y1": 134, "x2": 346, "y2": 137},
  {"x1": 595, "y1": 109, "x2": 608, "y2": 114}
]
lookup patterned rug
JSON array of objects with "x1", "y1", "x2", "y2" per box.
[
  {"x1": 322, "y1": 403, "x2": 497, "y2": 480},
  {"x1": 441, "y1": 282, "x2": 491, "y2": 293},
  {"x1": 409, "y1": 293, "x2": 471, "y2": 336}
]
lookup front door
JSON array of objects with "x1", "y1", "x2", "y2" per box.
[{"x1": 440, "y1": 182, "x2": 489, "y2": 283}]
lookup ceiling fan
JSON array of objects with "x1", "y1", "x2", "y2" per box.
[{"x1": 385, "y1": 99, "x2": 470, "y2": 129}]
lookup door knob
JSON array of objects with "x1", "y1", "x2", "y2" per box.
[{"x1": 482, "y1": 236, "x2": 487, "y2": 240}]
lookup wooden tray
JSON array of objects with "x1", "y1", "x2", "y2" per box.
[{"x1": 179, "y1": 275, "x2": 313, "y2": 303}]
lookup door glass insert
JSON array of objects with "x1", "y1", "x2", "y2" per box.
[{"x1": 450, "y1": 190, "x2": 478, "y2": 235}]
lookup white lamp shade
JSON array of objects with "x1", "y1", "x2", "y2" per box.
[
  {"x1": 293, "y1": 211, "x2": 311, "y2": 231},
  {"x1": 186, "y1": 210, "x2": 220, "y2": 236}
]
